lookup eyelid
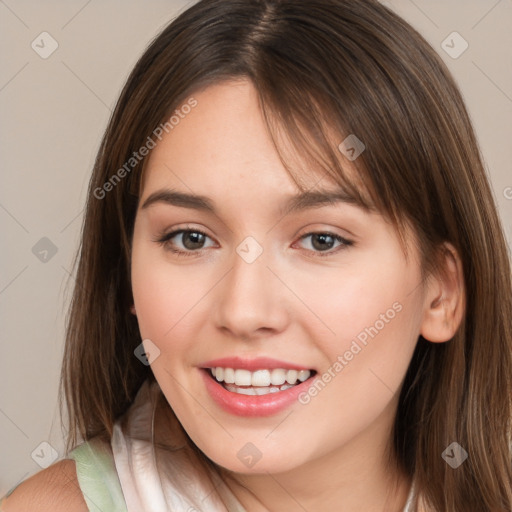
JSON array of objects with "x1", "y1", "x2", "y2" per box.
[
  {"x1": 293, "y1": 231, "x2": 353, "y2": 257},
  {"x1": 153, "y1": 226, "x2": 354, "y2": 257},
  {"x1": 154, "y1": 223, "x2": 214, "y2": 240},
  {"x1": 152, "y1": 225, "x2": 217, "y2": 254}
]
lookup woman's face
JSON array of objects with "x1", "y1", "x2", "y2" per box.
[{"x1": 131, "y1": 79, "x2": 428, "y2": 474}]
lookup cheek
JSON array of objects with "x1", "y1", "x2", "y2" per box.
[
  {"x1": 131, "y1": 256, "x2": 174, "y2": 339},
  {"x1": 131, "y1": 236, "x2": 184, "y2": 340},
  {"x1": 293, "y1": 251, "x2": 421, "y2": 354},
  {"x1": 130, "y1": 238, "x2": 218, "y2": 365},
  {"x1": 294, "y1": 293, "x2": 421, "y2": 458},
  {"x1": 293, "y1": 245, "x2": 424, "y2": 415}
]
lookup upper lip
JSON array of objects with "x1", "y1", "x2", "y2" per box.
[{"x1": 199, "y1": 356, "x2": 313, "y2": 371}]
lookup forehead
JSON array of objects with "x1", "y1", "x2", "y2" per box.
[
  {"x1": 139, "y1": 80, "x2": 367, "y2": 213},
  {"x1": 142, "y1": 80, "x2": 302, "y2": 193}
]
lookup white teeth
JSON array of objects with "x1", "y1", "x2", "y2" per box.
[
  {"x1": 234, "y1": 369, "x2": 252, "y2": 386},
  {"x1": 210, "y1": 367, "x2": 312, "y2": 388},
  {"x1": 286, "y1": 370, "x2": 298, "y2": 384},
  {"x1": 236, "y1": 387, "x2": 257, "y2": 396},
  {"x1": 298, "y1": 370, "x2": 310, "y2": 382},
  {"x1": 270, "y1": 368, "x2": 286, "y2": 385},
  {"x1": 223, "y1": 367, "x2": 235, "y2": 384},
  {"x1": 251, "y1": 370, "x2": 271, "y2": 387},
  {"x1": 223, "y1": 382, "x2": 299, "y2": 395}
]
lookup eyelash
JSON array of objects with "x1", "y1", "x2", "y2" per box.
[{"x1": 153, "y1": 227, "x2": 354, "y2": 258}]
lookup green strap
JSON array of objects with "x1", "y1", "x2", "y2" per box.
[{"x1": 68, "y1": 437, "x2": 128, "y2": 512}]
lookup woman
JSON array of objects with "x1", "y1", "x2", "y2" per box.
[{"x1": 3, "y1": 0, "x2": 511, "y2": 510}]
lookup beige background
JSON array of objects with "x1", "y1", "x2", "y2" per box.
[{"x1": 0, "y1": 0, "x2": 511, "y2": 494}]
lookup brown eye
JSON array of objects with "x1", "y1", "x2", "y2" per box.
[
  {"x1": 296, "y1": 232, "x2": 353, "y2": 256},
  {"x1": 155, "y1": 228, "x2": 215, "y2": 255},
  {"x1": 310, "y1": 233, "x2": 336, "y2": 251},
  {"x1": 180, "y1": 231, "x2": 207, "y2": 250}
]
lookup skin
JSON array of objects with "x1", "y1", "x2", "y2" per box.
[
  {"x1": 129, "y1": 79, "x2": 465, "y2": 512},
  {"x1": 2, "y1": 460, "x2": 88, "y2": 511}
]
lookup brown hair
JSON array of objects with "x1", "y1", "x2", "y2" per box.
[{"x1": 61, "y1": 0, "x2": 512, "y2": 510}]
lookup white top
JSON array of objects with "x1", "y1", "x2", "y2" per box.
[{"x1": 111, "y1": 379, "x2": 247, "y2": 511}]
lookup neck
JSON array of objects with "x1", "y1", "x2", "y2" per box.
[
  {"x1": 225, "y1": 454, "x2": 411, "y2": 512},
  {"x1": 221, "y1": 404, "x2": 411, "y2": 511}
]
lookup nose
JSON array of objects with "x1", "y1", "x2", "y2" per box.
[{"x1": 213, "y1": 244, "x2": 290, "y2": 341}]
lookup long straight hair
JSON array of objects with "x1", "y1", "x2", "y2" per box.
[{"x1": 61, "y1": 1, "x2": 512, "y2": 510}]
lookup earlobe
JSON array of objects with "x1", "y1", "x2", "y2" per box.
[
  {"x1": 420, "y1": 243, "x2": 465, "y2": 343},
  {"x1": 130, "y1": 304, "x2": 137, "y2": 315}
]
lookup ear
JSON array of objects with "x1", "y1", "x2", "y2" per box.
[
  {"x1": 130, "y1": 304, "x2": 137, "y2": 315},
  {"x1": 420, "y1": 242, "x2": 465, "y2": 343}
]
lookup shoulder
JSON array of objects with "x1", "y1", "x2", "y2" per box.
[{"x1": 1, "y1": 459, "x2": 88, "y2": 511}]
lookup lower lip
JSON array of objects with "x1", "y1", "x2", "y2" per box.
[{"x1": 200, "y1": 369, "x2": 314, "y2": 417}]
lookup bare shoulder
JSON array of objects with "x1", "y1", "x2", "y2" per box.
[{"x1": 2, "y1": 459, "x2": 88, "y2": 512}]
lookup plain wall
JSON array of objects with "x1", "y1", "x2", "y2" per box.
[{"x1": 1, "y1": 0, "x2": 511, "y2": 494}]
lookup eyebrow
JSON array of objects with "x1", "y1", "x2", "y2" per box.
[{"x1": 140, "y1": 188, "x2": 366, "y2": 215}]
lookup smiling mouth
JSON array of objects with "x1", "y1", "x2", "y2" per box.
[{"x1": 206, "y1": 367, "x2": 316, "y2": 396}]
